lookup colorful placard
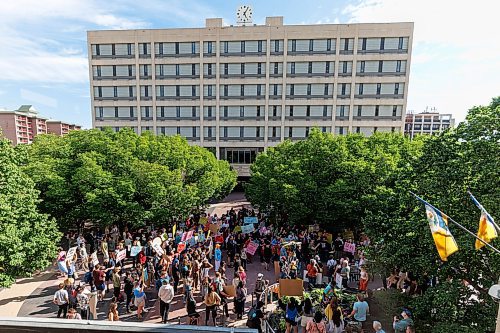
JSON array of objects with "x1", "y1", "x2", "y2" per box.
[
  {"x1": 199, "y1": 217, "x2": 208, "y2": 225},
  {"x1": 244, "y1": 216, "x2": 258, "y2": 224},
  {"x1": 177, "y1": 242, "x2": 186, "y2": 253},
  {"x1": 130, "y1": 246, "x2": 142, "y2": 257},
  {"x1": 241, "y1": 224, "x2": 255, "y2": 234},
  {"x1": 116, "y1": 249, "x2": 126, "y2": 262},
  {"x1": 245, "y1": 241, "x2": 259, "y2": 255},
  {"x1": 343, "y1": 242, "x2": 356, "y2": 254}
]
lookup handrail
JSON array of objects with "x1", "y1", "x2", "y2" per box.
[{"x1": 264, "y1": 319, "x2": 276, "y2": 333}]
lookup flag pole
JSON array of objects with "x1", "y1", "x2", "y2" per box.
[
  {"x1": 467, "y1": 190, "x2": 500, "y2": 232},
  {"x1": 410, "y1": 192, "x2": 500, "y2": 255}
]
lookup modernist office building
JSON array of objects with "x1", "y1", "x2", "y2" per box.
[
  {"x1": 404, "y1": 110, "x2": 455, "y2": 139},
  {"x1": 88, "y1": 16, "x2": 413, "y2": 176}
]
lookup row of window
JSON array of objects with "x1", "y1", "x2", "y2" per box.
[
  {"x1": 91, "y1": 37, "x2": 409, "y2": 58},
  {"x1": 93, "y1": 83, "x2": 404, "y2": 100},
  {"x1": 92, "y1": 61, "x2": 406, "y2": 79},
  {"x1": 405, "y1": 124, "x2": 450, "y2": 131},
  {"x1": 97, "y1": 125, "x2": 399, "y2": 140},
  {"x1": 95, "y1": 104, "x2": 403, "y2": 120}
]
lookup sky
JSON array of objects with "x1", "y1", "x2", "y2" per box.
[{"x1": 0, "y1": 0, "x2": 498, "y2": 128}]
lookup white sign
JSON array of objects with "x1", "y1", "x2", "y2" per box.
[
  {"x1": 116, "y1": 249, "x2": 126, "y2": 262},
  {"x1": 91, "y1": 252, "x2": 99, "y2": 266},
  {"x1": 152, "y1": 242, "x2": 164, "y2": 256},
  {"x1": 130, "y1": 246, "x2": 142, "y2": 257},
  {"x1": 67, "y1": 247, "x2": 78, "y2": 262}
]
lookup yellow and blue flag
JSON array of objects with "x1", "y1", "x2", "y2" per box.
[
  {"x1": 424, "y1": 204, "x2": 459, "y2": 261},
  {"x1": 468, "y1": 192, "x2": 498, "y2": 250}
]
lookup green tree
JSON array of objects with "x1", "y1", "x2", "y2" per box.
[
  {"x1": 0, "y1": 138, "x2": 61, "y2": 287},
  {"x1": 363, "y1": 99, "x2": 500, "y2": 332},
  {"x1": 246, "y1": 129, "x2": 421, "y2": 230},
  {"x1": 23, "y1": 129, "x2": 236, "y2": 230}
]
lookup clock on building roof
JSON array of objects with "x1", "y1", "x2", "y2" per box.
[{"x1": 236, "y1": 5, "x2": 253, "y2": 25}]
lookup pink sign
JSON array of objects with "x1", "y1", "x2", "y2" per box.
[
  {"x1": 181, "y1": 232, "x2": 187, "y2": 242},
  {"x1": 245, "y1": 241, "x2": 259, "y2": 255},
  {"x1": 343, "y1": 242, "x2": 356, "y2": 254},
  {"x1": 186, "y1": 230, "x2": 194, "y2": 241}
]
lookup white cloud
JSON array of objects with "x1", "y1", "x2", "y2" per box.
[
  {"x1": 342, "y1": 0, "x2": 499, "y2": 121},
  {"x1": 20, "y1": 89, "x2": 58, "y2": 108}
]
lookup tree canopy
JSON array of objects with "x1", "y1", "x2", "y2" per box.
[
  {"x1": 362, "y1": 99, "x2": 499, "y2": 332},
  {"x1": 0, "y1": 138, "x2": 60, "y2": 287},
  {"x1": 22, "y1": 129, "x2": 237, "y2": 230},
  {"x1": 245, "y1": 128, "x2": 423, "y2": 230}
]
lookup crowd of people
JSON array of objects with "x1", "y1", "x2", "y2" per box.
[{"x1": 52, "y1": 207, "x2": 415, "y2": 333}]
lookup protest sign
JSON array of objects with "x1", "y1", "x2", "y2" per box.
[
  {"x1": 66, "y1": 247, "x2": 78, "y2": 262},
  {"x1": 233, "y1": 226, "x2": 242, "y2": 233},
  {"x1": 186, "y1": 230, "x2": 194, "y2": 241},
  {"x1": 161, "y1": 233, "x2": 168, "y2": 241},
  {"x1": 245, "y1": 241, "x2": 259, "y2": 255},
  {"x1": 243, "y1": 216, "x2": 258, "y2": 224},
  {"x1": 116, "y1": 249, "x2": 126, "y2": 262},
  {"x1": 91, "y1": 252, "x2": 99, "y2": 266},
  {"x1": 343, "y1": 242, "x2": 356, "y2": 254},
  {"x1": 172, "y1": 224, "x2": 177, "y2": 236},
  {"x1": 130, "y1": 246, "x2": 142, "y2": 257},
  {"x1": 199, "y1": 217, "x2": 208, "y2": 225},
  {"x1": 241, "y1": 224, "x2": 254, "y2": 234},
  {"x1": 181, "y1": 232, "x2": 188, "y2": 242},
  {"x1": 279, "y1": 279, "x2": 303, "y2": 297},
  {"x1": 209, "y1": 223, "x2": 220, "y2": 234},
  {"x1": 153, "y1": 241, "x2": 164, "y2": 255},
  {"x1": 223, "y1": 285, "x2": 236, "y2": 298},
  {"x1": 177, "y1": 242, "x2": 186, "y2": 253}
]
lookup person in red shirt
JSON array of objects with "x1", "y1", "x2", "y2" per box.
[{"x1": 306, "y1": 259, "x2": 319, "y2": 288}]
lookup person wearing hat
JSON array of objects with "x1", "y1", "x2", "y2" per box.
[
  {"x1": 214, "y1": 244, "x2": 222, "y2": 272},
  {"x1": 254, "y1": 273, "x2": 268, "y2": 304},
  {"x1": 393, "y1": 309, "x2": 414, "y2": 333}
]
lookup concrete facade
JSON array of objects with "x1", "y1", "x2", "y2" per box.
[
  {"x1": 404, "y1": 111, "x2": 455, "y2": 139},
  {"x1": 87, "y1": 17, "x2": 414, "y2": 176}
]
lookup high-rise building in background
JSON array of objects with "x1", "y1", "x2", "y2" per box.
[
  {"x1": 87, "y1": 16, "x2": 413, "y2": 176},
  {"x1": 0, "y1": 105, "x2": 81, "y2": 145},
  {"x1": 404, "y1": 110, "x2": 455, "y2": 139}
]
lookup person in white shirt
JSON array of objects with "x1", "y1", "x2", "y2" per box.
[
  {"x1": 53, "y1": 283, "x2": 69, "y2": 318},
  {"x1": 158, "y1": 279, "x2": 174, "y2": 324}
]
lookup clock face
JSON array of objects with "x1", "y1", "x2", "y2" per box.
[{"x1": 236, "y1": 5, "x2": 253, "y2": 23}]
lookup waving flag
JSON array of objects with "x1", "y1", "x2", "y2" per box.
[
  {"x1": 468, "y1": 192, "x2": 498, "y2": 250},
  {"x1": 424, "y1": 204, "x2": 459, "y2": 261},
  {"x1": 412, "y1": 193, "x2": 459, "y2": 261}
]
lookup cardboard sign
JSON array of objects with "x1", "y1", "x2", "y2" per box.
[
  {"x1": 177, "y1": 242, "x2": 186, "y2": 253},
  {"x1": 244, "y1": 216, "x2": 258, "y2": 224},
  {"x1": 116, "y1": 249, "x2": 126, "y2": 262},
  {"x1": 223, "y1": 285, "x2": 236, "y2": 298},
  {"x1": 241, "y1": 224, "x2": 254, "y2": 234},
  {"x1": 245, "y1": 241, "x2": 259, "y2": 255},
  {"x1": 209, "y1": 223, "x2": 219, "y2": 234},
  {"x1": 66, "y1": 247, "x2": 78, "y2": 262},
  {"x1": 199, "y1": 217, "x2": 208, "y2": 225},
  {"x1": 91, "y1": 252, "x2": 99, "y2": 266},
  {"x1": 343, "y1": 242, "x2": 356, "y2": 254},
  {"x1": 153, "y1": 242, "x2": 164, "y2": 256},
  {"x1": 130, "y1": 246, "x2": 142, "y2": 257},
  {"x1": 279, "y1": 278, "x2": 303, "y2": 297}
]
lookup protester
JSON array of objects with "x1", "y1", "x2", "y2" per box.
[
  {"x1": 66, "y1": 307, "x2": 82, "y2": 320},
  {"x1": 393, "y1": 309, "x2": 414, "y2": 333},
  {"x1": 204, "y1": 284, "x2": 221, "y2": 326},
  {"x1": 306, "y1": 311, "x2": 326, "y2": 333},
  {"x1": 133, "y1": 281, "x2": 146, "y2": 320},
  {"x1": 234, "y1": 281, "x2": 247, "y2": 319},
  {"x1": 346, "y1": 294, "x2": 370, "y2": 333},
  {"x1": 373, "y1": 320, "x2": 386, "y2": 333},
  {"x1": 158, "y1": 279, "x2": 174, "y2": 324},
  {"x1": 53, "y1": 283, "x2": 69, "y2": 319},
  {"x1": 107, "y1": 302, "x2": 119, "y2": 321}
]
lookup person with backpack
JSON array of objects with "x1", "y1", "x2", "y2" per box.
[
  {"x1": 246, "y1": 300, "x2": 265, "y2": 333},
  {"x1": 254, "y1": 273, "x2": 268, "y2": 305},
  {"x1": 279, "y1": 297, "x2": 300, "y2": 333}
]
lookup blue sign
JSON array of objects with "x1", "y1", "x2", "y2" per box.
[{"x1": 244, "y1": 216, "x2": 258, "y2": 224}]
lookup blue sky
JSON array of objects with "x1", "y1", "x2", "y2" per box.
[{"x1": 0, "y1": 0, "x2": 498, "y2": 128}]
